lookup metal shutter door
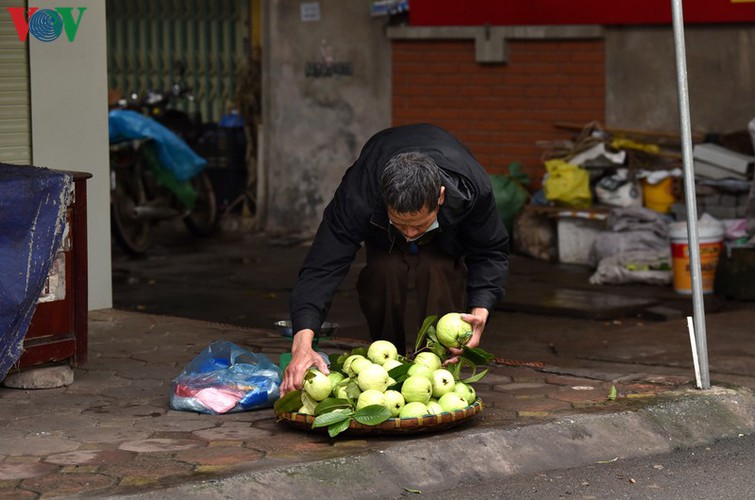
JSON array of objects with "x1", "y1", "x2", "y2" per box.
[{"x1": 0, "y1": 0, "x2": 32, "y2": 165}]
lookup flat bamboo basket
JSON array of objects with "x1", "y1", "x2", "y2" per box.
[{"x1": 275, "y1": 399, "x2": 483, "y2": 436}]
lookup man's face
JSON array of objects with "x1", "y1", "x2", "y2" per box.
[{"x1": 387, "y1": 187, "x2": 445, "y2": 241}]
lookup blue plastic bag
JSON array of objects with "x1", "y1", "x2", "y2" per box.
[
  {"x1": 170, "y1": 341, "x2": 282, "y2": 414},
  {"x1": 108, "y1": 109, "x2": 206, "y2": 181}
]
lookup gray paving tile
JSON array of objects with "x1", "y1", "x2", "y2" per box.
[
  {"x1": 44, "y1": 449, "x2": 135, "y2": 466},
  {"x1": 0, "y1": 462, "x2": 58, "y2": 481},
  {"x1": 0, "y1": 437, "x2": 79, "y2": 456},
  {"x1": 192, "y1": 425, "x2": 272, "y2": 442},
  {"x1": 64, "y1": 425, "x2": 149, "y2": 444},
  {"x1": 118, "y1": 438, "x2": 202, "y2": 453},
  {"x1": 131, "y1": 417, "x2": 216, "y2": 433}
]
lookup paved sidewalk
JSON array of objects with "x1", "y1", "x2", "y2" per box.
[
  {"x1": 2, "y1": 229, "x2": 755, "y2": 498},
  {"x1": 1, "y1": 309, "x2": 754, "y2": 499}
]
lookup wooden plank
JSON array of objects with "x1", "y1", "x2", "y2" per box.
[{"x1": 554, "y1": 122, "x2": 705, "y2": 146}]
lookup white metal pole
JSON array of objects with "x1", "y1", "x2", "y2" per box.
[{"x1": 671, "y1": 0, "x2": 710, "y2": 389}]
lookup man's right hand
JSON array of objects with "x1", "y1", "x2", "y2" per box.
[{"x1": 280, "y1": 329, "x2": 330, "y2": 395}]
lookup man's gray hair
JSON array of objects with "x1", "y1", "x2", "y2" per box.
[{"x1": 380, "y1": 152, "x2": 441, "y2": 213}]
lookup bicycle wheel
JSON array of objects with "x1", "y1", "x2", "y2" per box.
[{"x1": 183, "y1": 171, "x2": 219, "y2": 237}]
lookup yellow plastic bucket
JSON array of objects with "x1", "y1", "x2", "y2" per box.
[
  {"x1": 669, "y1": 220, "x2": 725, "y2": 294},
  {"x1": 642, "y1": 177, "x2": 676, "y2": 213}
]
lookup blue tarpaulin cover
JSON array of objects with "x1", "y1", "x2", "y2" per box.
[
  {"x1": 108, "y1": 109, "x2": 206, "y2": 181},
  {"x1": 0, "y1": 165, "x2": 71, "y2": 379}
]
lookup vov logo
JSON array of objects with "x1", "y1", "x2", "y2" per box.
[{"x1": 6, "y1": 7, "x2": 87, "y2": 43}]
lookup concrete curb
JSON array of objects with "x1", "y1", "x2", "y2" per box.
[{"x1": 114, "y1": 386, "x2": 755, "y2": 499}]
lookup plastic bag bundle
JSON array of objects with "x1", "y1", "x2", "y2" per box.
[
  {"x1": 170, "y1": 341, "x2": 282, "y2": 414},
  {"x1": 489, "y1": 162, "x2": 530, "y2": 232},
  {"x1": 594, "y1": 168, "x2": 642, "y2": 208},
  {"x1": 543, "y1": 159, "x2": 592, "y2": 208}
]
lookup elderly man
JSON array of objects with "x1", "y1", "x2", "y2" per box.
[{"x1": 280, "y1": 123, "x2": 509, "y2": 394}]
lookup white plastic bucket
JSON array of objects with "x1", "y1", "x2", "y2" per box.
[{"x1": 669, "y1": 219, "x2": 725, "y2": 294}]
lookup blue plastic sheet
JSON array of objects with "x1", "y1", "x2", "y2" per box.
[
  {"x1": 170, "y1": 340, "x2": 282, "y2": 414},
  {"x1": 0, "y1": 165, "x2": 71, "y2": 379},
  {"x1": 108, "y1": 109, "x2": 206, "y2": 181}
]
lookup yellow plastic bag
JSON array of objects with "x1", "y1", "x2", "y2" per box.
[
  {"x1": 543, "y1": 159, "x2": 592, "y2": 208},
  {"x1": 610, "y1": 138, "x2": 660, "y2": 154}
]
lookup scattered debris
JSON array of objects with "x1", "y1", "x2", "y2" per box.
[{"x1": 607, "y1": 385, "x2": 618, "y2": 401}]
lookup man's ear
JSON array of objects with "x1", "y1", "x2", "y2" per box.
[{"x1": 438, "y1": 186, "x2": 446, "y2": 206}]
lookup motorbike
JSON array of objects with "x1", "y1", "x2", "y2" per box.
[
  {"x1": 109, "y1": 67, "x2": 218, "y2": 255},
  {"x1": 109, "y1": 137, "x2": 218, "y2": 255}
]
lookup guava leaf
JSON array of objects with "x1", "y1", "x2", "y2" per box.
[
  {"x1": 350, "y1": 346, "x2": 369, "y2": 358},
  {"x1": 461, "y1": 367, "x2": 489, "y2": 384},
  {"x1": 335, "y1": 352, "x2": 350, "y2": 365},
  {"x1": 414, "y1": 315, "x2": 438, "y2": 352},
  {"x1": 301, "y1": 391, "x2": 318, "y2": 413},
  {"x1": 449, "y1": 360, "x2": 462, "y2": 380},
  {"x1": 387, "y1": 362, "x2": 412, "y2": 385},
  {"x1": 312, "y1": 408, "x2": 353, "y2": 428},
  {"x1": 388, "y1": 362, "x2": 412, "y2": 389},
  {"x1": 274, "y1": 390, "x2": 303, "y2": 413},
  {"x1": 426, "y1": 325, "x2": 437, "y2": 343},
  {"x1": 344, "y1": 380, "x2": 362, "y2": 399},
  {"x1": 353, "y1": 404, "x2": 392, "y2": 426},
  {"x1": 333, "y1": 380, "x2": 361, "y2": 402},
  {"x1": 429, "y1": 341, "x2": 448, "y2": 360},
  {"x1": 457, "y1": 359, "x2": 477, "y2": 381},
  {"x1": 329, "y1": 354, "x2": 345, "y2": 373},
  {"x1": 314, "y1": 398, "x2": 352, "y2": 415},
  {"x1": 328, "y1": 416, "x2": 353, "y2": 437},
  {"x1": 450, "y1": 357, "x2": 478, "y2": 382},
  {"x1": 461, "y1": 346, "x2": 495, "y2": 365},
  {"x1": 459, "y1": 330, "x2": 473, "y2": 347}
]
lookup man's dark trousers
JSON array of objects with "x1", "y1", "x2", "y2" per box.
[{"x1": 356, "y1": 234, "x2": 467, "y2": 354}]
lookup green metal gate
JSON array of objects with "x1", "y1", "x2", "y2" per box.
[{"x1": 106, "y1": 0, "x2": 249, "y2": 123}]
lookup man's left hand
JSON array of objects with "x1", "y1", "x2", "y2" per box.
[{"x1": 445, "y1": 307, "x2": 488, "y2": 364}]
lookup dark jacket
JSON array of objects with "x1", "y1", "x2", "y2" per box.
[{"x1": 290, "y1": 123, "x2": 509, "y2": 335}]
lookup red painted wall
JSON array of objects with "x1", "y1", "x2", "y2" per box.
[
  {"x1": 392, "y1": 39, "x2": 605, "y2": 185},
  {"x1": 409, "y1": 0, "x2": 755, "y2": 26}
]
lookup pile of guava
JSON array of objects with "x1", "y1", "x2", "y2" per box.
[{"x1": 274, "y1": 313, "x2": 494, "y2": 437}]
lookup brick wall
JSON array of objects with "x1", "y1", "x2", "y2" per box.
[{"x1": 392, "y1": 38, "x2": 606, "y2": 186}]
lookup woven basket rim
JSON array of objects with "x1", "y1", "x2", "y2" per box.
[{"x1": 275, "y1": 398, "x2": 483, "y2": 434}]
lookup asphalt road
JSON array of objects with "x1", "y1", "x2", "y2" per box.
[{"x1": 431, "y1": 433, "x2": 755, "y2": 500}]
